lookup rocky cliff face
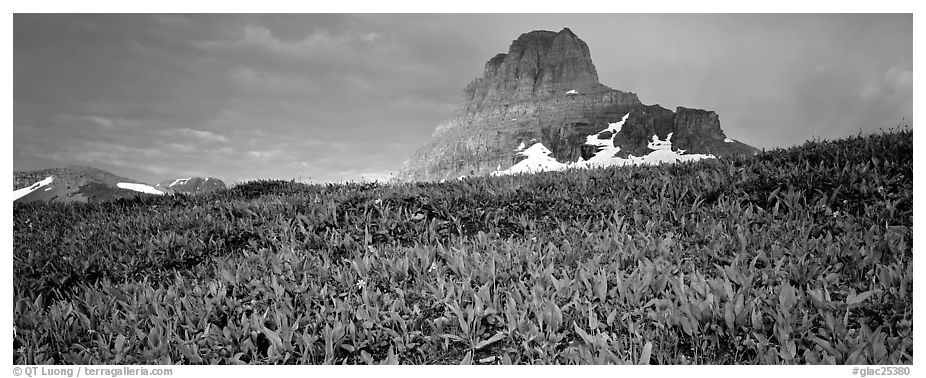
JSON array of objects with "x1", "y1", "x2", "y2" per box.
[{"x1": 399, "y1": 28, "x2": 756, "y2": 182}]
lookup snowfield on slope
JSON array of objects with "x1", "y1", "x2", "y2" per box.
[
  {"x1": 13, "y1": 176, "x2": 54, "y2": 201},
  {"x1": 573, "y1": 113, "x2": 630, "y2": 168},
  {"x1": 492, "y1": 143, "x2": 567, "y2": 176},
  {"x1": 492, "y1": 113, "x2": 716, "y2": 176},
  {"x1": 170, "y1": 178, "x2": 192, "y2": 187},
  {"x1": 117, "y1": 183, "x2": 164, "y2": 195}
]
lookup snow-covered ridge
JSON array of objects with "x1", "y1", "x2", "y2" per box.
[
  {"x1": 492, "y1": 113, "x2": 716, "y2": 176},
  {"x1": 117, "y1": 182, "x2": 164, "y2": 195},
  {"x1": 13, "y1": 176, "x2": 54, "y2": 201}
]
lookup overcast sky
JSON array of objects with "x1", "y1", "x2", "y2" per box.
[{"x1": 13, "y1": 14, "x2": 912, "y2": 184}]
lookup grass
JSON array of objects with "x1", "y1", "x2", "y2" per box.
[{"x1": 12, "y1": 129, "x2": 912, "y2": 364}]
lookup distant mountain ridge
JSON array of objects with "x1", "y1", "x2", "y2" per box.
[
  {"x1": 399, "y1": 28, "x2": 757, "y2": 181},
  {"x1": 13, "y1": 166, "x2": 164, "y2": 203},
  {"x1": 155, "y1": 177, "x2": 226, "y2": 194},
  {"x1": 12, "y1": 166, "x2": 226, "y2": 203}
]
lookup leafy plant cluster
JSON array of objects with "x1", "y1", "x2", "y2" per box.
[{"x1": 13, "y1": 130, "x2": 912, "y2": 364}]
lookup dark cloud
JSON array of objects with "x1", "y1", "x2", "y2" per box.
[{"x1": 14, "y1": 14, "x2": 912, "y2": 184}]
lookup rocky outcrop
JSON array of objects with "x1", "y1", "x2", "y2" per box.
[
  {"x1": 399, "y1": 28, "x2": 757, "y2": 182},
  {"x1": 671, "y1": 107, "x2": 754, "y2": 156},
  {"x1": 155, "y1": 177, "x2": 226, "y2": 194}
]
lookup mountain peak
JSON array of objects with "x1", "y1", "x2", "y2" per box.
[{"x1": 463, "y1": 28, "x2": 605, "y2": 108}]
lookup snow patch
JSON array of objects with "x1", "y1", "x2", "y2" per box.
[
  {"x1": 566, "y1": 89, "x2": 578, "y2": 95},
  {"x1": 632, "y1": 133, "x2": 714, "y2": 165},
  {"x1": 574, "y1": 113, "x2": 631, "y2": 168},
  {"x1": 515, "y1": 142, "x2": 526, "y2": 152},
  {"x1": 117, "y1": 182, "x2": 164, "y2": 195},
  {"x1": 170, "y1": 178, "x2": 192, "y2": 187},
  {"x1": 724, "y1": 138, "x2": 734, "y2": 143},
  {"x1": 492, "y1": 143, "x2": 567, "y2": 176},
  {"x1": 648, "y1": 133, "x2": 673, "y2": 150},
  {"x1": 13, "y1": 176, "x2": 54, "y2": 201}
]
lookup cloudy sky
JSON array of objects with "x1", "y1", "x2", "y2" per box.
[{"x1": 13, "y1": 14, "x2": 912, "y2": 184}]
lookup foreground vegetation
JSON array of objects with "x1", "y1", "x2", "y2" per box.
[{"x1": 13, "y1": 130, "x2": 912, "y2": 364}]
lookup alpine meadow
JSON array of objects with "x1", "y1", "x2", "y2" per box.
[{"x1": 14, "y1": 130, "x2": 913, "y2": 364}]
